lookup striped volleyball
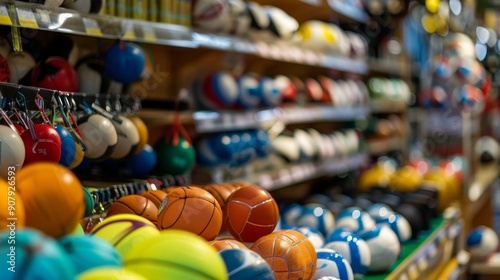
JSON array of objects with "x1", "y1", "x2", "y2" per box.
[
  {"x1": 324, "y1": 232, "x2": 371, "y2": 279},
  {"x1": 295, "y1": 204, "x2": 335, "y2": 237},
  {"x1": 359, "y1": 226, "x2": 400, "y2": 272},
  {"x1": 313, "y1": 249, "x2": 354, "y2": 280},
  {"x1": 336, "y1": 207, "x2": 375, "y2": 234},
  {"x1": 374, "y1": 213, "x2": 412, "y2": 244}
]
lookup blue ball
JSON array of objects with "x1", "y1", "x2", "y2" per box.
[
  {"x1": 313, "y1": 249, "x2": 354, "y2": 280},
  {"x1": 55, "y1": 125, "x2": 76, "y2": 167},
  {"x1": 228, "y1": 131, "x2": 256, "y2": 168},
  {"x1": 280, "y1": 203, "x2": 303, "y2": 227},
  {"x1": 126, "y1": 144, "x2": 157, "y2": 177},
  {"x1": 252, "y1": 129, "x2": 271, "y2": 158},
  {"x1": 219, "y1": 249, "x2": 274, "y2": 280},
  {"x1": 294, "y1": 204, "x2": 335, "y2": 237},
  {"x1": 466, "y1": 226, "x2": 499, "y2": 259},
  {"x1": 367, "y1": 203, "x2": 394, "y2": 221},
  {"x1": 259, "y1": 76, "x2": 281, "y2": 107},
  {"x1": 104, "y1": 43, "x2": 145, "y2": 84},
  {"x1": 336, "y1": 207, "x2": 376, "y2": 234},
  {"x1": 326, "y1": 227, "x2": 352, "y2": 243},
  {"x1": 195, "y1": 133, "x2": 233, "y2": 167},
  {"x1": 58, "y1": 235, "x2": 122, "y2": 274},
  {"x1": 0, "y1": 229, "x2": 76, "y2": 280},
  {"x1": 292, "y1": 226, "x2": 325, "y2": 249},
  {"x1": 324, "y1": 232, "x2": 371, "y2": 278},
  {"x1": 237, "y1": 74, "x2": 261, "y2": 109},
  {"x1": 374, "y1": 214, "x2": 412, "y2": 244}
]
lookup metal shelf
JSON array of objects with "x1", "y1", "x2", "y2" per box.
[
  {"x1": 366, "y1": 136, "x2": 404, "y2": 155},
  {"x1": 0, "y1": 0, "x2": 368, "y2": 74}
]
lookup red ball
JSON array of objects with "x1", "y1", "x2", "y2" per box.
[
  {"x1": 31, "y1": 57, "x2": 78, "y2": 92},
  {"x1": 21, "y1": 124, "x2": 62, "y2": 166},
  {"x1": 409, "y1": 158, "x2": 431, "y2": 175},
  {"x1": 224, "y1": 185, "x2": 279, "y2": 242}
]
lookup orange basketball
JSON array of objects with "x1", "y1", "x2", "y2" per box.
[
  {"x1": 157, "y1": 186, "x2": 222, "y2": 241},
  {"x1": 107, "y1": 195, "x2": 158, "y2": 223},
  {"x1": 209, "y1": 239, "x2": 247, "y2": 251},
  {"x1": 224, "y1": 185, "x2": 279, "y2": 242},
  {"x1": 0, "y1": 178, "x2": 25, "y2": 229},
  {"x1": 203, "y1": 183, "x2": 241, "y2": 209},
  {"x1": 141, "y1": 190, "x2": 168, "y2": 208},
  {"x1": 251, "y1": 230, "x2": 317, "y2": 280},
  {"x1": 16, "y1": 162, "x2": 85, "y2": 238}
]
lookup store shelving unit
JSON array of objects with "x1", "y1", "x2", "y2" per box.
[{"x1": 366, "y1": 136, "x2": 405, "y2": 155}]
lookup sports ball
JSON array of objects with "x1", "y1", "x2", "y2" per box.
[
  {"x1": 313, "y1": 249, "x2": 354, "y2": 280},
  {"x1": 467, "y1": 226, "x2": 499, "y2": 260},
  {"x1": 446, "y1": 32, "x2": 476, "y2": 58},
  {"x1": 199, "y1": 71, "x2": 239, "y2": 110},
  {"x1": 237, "y1": 74, "x2": 262, "y2": 109},
  {"x1": 192, "y1": 0, "x2": 231, "y2": 33},
  {"x1": 251, "y1": 229, "x2": 317, "y2": 280},
  {"x1": 389, "y1": 166, "x2": 423, "y2": 192},
  {"x1": 106, "y1": 195, "x2": 159, "y2": 223},
  {"x1": 82, "y1": 186, "x2": 95, "y2": 217},
  {"x1": 110, "y1": 117, "x2": 140, "y2": 159},
  {"x1": 324, "y1": 232, "x2": 371, "y2": 279},
  {"x1": 280, "y1": 202, "x2": 303, "y2": 227},
  {"x1": 274, "y1": 75, "x2": 297, "y2": 102},
  {"x1": 104, "y1": 43, "x2": 145, "y2": 84},
  {"x1": 123, "y1": 229, "x2": 228, "y2": 280},
  {"x1": 195, "y1": 134, "x2": 232, "y2": 167},
  {"x1": 58, "y1": 235, "x2": 122, "y2": 274},
  {"x1": 292, "y1": 226, "x2": 325, "y2": 249},
  {"x1": 359, "y1": 226, "x2": 400, "y2": 272},
  {"x1": 56, "y1": 125, "x2": 76, "y2": 167},
  {"x1": 90, "y1": 214, "x2": 160, "y2": 257},
  {"x1": 69, "y1": 135, "x2": 85, "y2": 169},
  {"x1": 294, "y1": 204, "x2": 335, "y2": 237},
  {"x1": 0, "y1": 229, "x2": 76, "y2": 280},
  {"x1": 475, "y1": 136, "x2": 500, "y2": 164},
  {"x1": 31, "y1": 57, "x2": 78, "y2": 92},
  {"x1": 259, "y1": 76, "x2": 281, "y2": 107},
  {"x1": 155, "y1": 136, "x2": 196, "y2": 175},
  {"x1": 157, "y1": 186, "x2": 223, "y2": 240},
  {"x1": 77, "y1": 267, "x2": 146, "y2": 280},
  {"x1": 336, "y1": 207, "x2": 376, "y2": 234},
  {"x1": 305, "y1": 78, "x2": 324, "y2": 102},
  {"x1": 265, "y1": 6, "x2": 298, "y2": 40},
  {"x1": 210, "y1": 239, "x2": 247, "y2": 251},
  {"x1": 21, "y1": 124, "x2": 62, "y2": 166},
  {"x1": 0, "y1": 126, "x2": 25, "y2": 179},
  {"x1": 125, "y1": 144, "x2": 157, "y2": 177},
  {"x1": 16, "y1": 163, "x2": 84, "y2": 238},
  {"x1": 271, "y1": 135, "x2": 301, "y2": 163},
  {"x1": 346, "y1": 32, "x2": 367, "y2": 58},
  {"x1": 251, "y1": 129, "x2": 271, "y2": 158},
  {"x1": 374, "y1": 214, "x2": 412, "y2": 244},
  {"x1": 294, "y1": 129, "x2": 319, "y2": 161},
  {"x1": 225, "y1": 185, "x2": 279, "y2": 242},
  {"x1": 76, "y1": 57, "x2": 115, "y2": 94},
  {"x1": 141, "y1": 190, "x2": 167, "y2": 208},
  {"x1": 78, "y1": 114, "x2": 118, "y2": 161},
  {"x1": 62, "y1": 0, "x2": 103, "y2": 13},
  {"x1": 128, "y1": 116, "x2": 148, "y2": 154},
  {"x1": 245, "y1": 1, "x2": 269, "y2": 31},
  {"x1": 204, "y1": 183, "x2": 241, "y2": 209},
  {"x1": 431, "y1": 55, "x2": 454, "y2": 82},
  {"x1": 296, "y1": 20, "x2": 336, "y2": 52},
  {"x1": 0, "y1": 179, "x2": 26, "y2": 228},
  {"x1": 6, "y1": 51, "x2": 35, "y2": 84},
  {"x1": 453, "y1": 84, "x2": 484, "y2": 113},
  {"x1": 220, "y1": 248, "x2": 275, "y2": 280},
  {"x1": 227, "y1": 0, "x2": 251, "y2": 36},
  {"x1": 367, "y1": 203, "x2": 394, "y2": 221}
]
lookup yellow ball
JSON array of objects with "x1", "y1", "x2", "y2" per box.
[
  {"x1": 128, "y1": 116, "x2": 149, "y2": 154},
  {"x1": 424, "y1": 168, "x2": 460, "y2": 211},
  {"x1": 390, "y1": 166, "x2": 423, "y2": 192},
  {"x1": 124, "y1": 229, "x2": 228, "y2": 280},
  {"x1": 358, "y1": 163, "x2": 395, "y2": 191},
  {"x1": 90, "y1": 214, "x2": 160, "y2": 257},
  {"x1": 77, "y1": 267, "x2": 146, "y2": 280},
  {"x1": 0, "y1": 179, "x2": 25, "y2": 229}
]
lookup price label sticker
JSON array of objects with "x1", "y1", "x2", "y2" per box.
[
  {"x1": 142, "y1": 25, "x2": 156, "y2": 41},
  {"x1": 83, "y1": 18, "x2": 102, "y2": 36},
  {"x1": 16, "y1": 7, "x2": 38, "y2": 28},
  {"x1": 36, "y1": 9, "x2": 50, "y2": 25},
  {"x1": 121, "y1": 21, "x2": 135, "y2": 40},
  {"x1": 0, "y1": 4, "x2": 12, "y2": 25}
]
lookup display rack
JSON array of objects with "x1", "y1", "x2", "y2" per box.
[
  {"x1": 370, "y1": 100, "x2": 409, "y2": 114},
  {"x1": 366, "y1": 136, "x2": 405, "y2": 155}
]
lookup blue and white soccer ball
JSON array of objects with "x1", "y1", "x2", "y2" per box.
[
  {"x1": 367, "y1": 203, "x2": 394, "y2": 221},
  {"x1": 259, "y1": 76, "x2": 281, "y2": 107},
  {"x1": 375, "y1": 213, "x2": 412, "y2": 244},
  {"x1": 237, "y1": 74, "x2": 261, "y2": 109},
  {"x1": 359, "y1": 226, "x2": 400, "y2": 272},
  {"x1": 313, "y1": 249, "x2": 354, "y2": 280},
  {"x1": 324, "y1": 232, "x2": 371, "y2": 279},
  {"x1": 294, "y1": 204, "x2": 335, "y2": 237},
  {"x1": 292, "y1": 226, "x2": 326, "y2": 249},
  {"x1": 280, "y1": 202, "x2": 304, "y2": 227},
  {"x1": 219, "y1": 248, "x2": 275, "y2": 280},
  {"x1": 466, "y1": 226, "x2": 499, "y2": 260},
  {"x1": 336, "y1": 207, "x2": 375, "y2": 234}
]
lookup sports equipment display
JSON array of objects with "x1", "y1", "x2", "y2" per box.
[
  {"x1": 78, "y1": 114, "x2": 118, "y2": 161},
  {"x1": 106, "y1": 195, "x2": 159, "y2": 222},
  {"x1": 313, "y1": 249, "x2": 354, "y2": 280},
  {"x1": 0, "y1": 126, "x2": 25, "y2": 179},
  {"x1": 359, "y1": 226, "x2": 400, "y2": 272},
  {"x1": 219, "y1": 248, "x2": 275, "y2": 280}
]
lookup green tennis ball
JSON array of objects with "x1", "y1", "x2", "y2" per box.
[
  {"x1": 82, "y1": 187, "x2": 95, "y2": 218},
  {"x1": 124, "y1": 229, "x2": 227, "y2": 280},
  {"x1": 155, "y1": 136, "x2": 196, "y2": 175},
  {"x1": 77, "y1": 267, "x2": 146, "y2": 280}
]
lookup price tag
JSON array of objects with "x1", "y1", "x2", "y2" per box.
[
  {"x1": 16, "y1": 7, "x2": 38, "y2": 28},
  {"x1": 142, "y1": 25, "x2": 156, "y2": 41},
  {"x1": 0, "y1": 4, "x2": 12, "y2": 25},
  {"x1": 36, "y1": 9, "x2": 50, "y2": 25},
  {"x1": 121, "y1": 21, "x2": 136, "y2": 40},
  {"x1": 82, "y1": 18, "x2": 102, "y2": 36}
]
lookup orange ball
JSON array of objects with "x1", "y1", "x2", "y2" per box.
[
  {"x1": 157, "y1": 186, "x2": 223, "y2": 240},
  {"x1": 251, "y1": 230, "x2": 317, "y2": 280},
  {"x1": 0, "y1": 179, "x2": 25, "y2": 228},
  {"x1": 209, "y1": 239, "x2": 247, "y2": 251},
  {"x1": 141, "y1": 190, "x2": 168, "y2": 208},
  {"x1": 204, "y1": 183, "x2": 241, "y2": 209},
  {"x1": 224, "y1": 185, "x2": 279, "y2": 242},
  {"x1": 107, "y1": 195, "x2": 158, "y2": 223},
  {"x1": 17, "y1": 162, "x2": 84, "y2": 238}
]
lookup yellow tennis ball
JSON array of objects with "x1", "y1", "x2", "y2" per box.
[
  {"x1": 90, "y1": 214, "x2": 160, "y2": 257},
  {"x1": 124, "y1": 229, "x2": 228, "y2": 280},
  {"x1": 77, "y1": 267, "x2": 146, "y2": 280}
]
